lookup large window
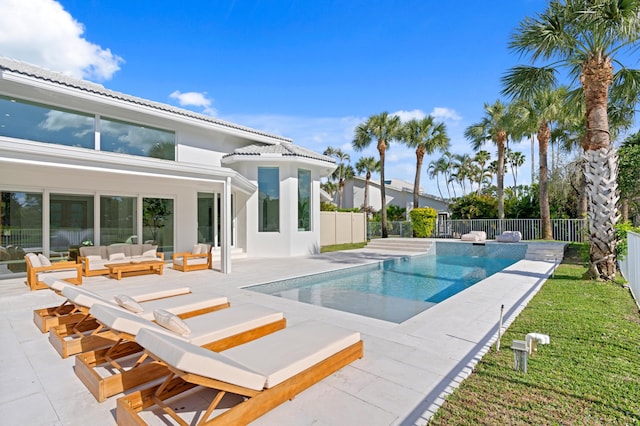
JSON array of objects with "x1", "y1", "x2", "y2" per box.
[
  {"x1": 100, "y1": 196, "x2": 136, "y2": 245},
  {"x1": 0, "y1": 96, "x2": 176, "y2": 160},
  {"x1": 197, "y1": 193, "x2": 214, "y2": 244},
  {"x1": 258, "y1": 167, "x2": 279, "y2": 232},
  {"x1": 0, "y1": 96, "x2": 94, "y2": 148},
  {"x1": 0, "y1": 191, "x2": 43, "y2": 274},
  {"x1": 100, "y1": 117, "x2": 175, "y2": 160},
  {"x1": 50, "y1": 194, "x2": 94, "y2": 255},
  {"x1": 298, "y1": 169, "x2": 311, "y2": 231}
]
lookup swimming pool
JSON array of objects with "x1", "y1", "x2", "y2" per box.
[{"x1": 247, "y1": 242, "x2": 527, "y2": 323}]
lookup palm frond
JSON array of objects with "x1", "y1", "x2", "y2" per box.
[{"x1": 501, "y1": 65, "x2": 558, "y2": 99}]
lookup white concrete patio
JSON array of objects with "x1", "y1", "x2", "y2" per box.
[{"x1": 0, "y1": 243, "x2": 561, "y2": 425}]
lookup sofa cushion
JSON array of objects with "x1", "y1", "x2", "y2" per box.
[
  {"x1": 142, "y1": 248, "x2": 157, "y2": 258},
  {"x1": 191, "y1": 244, "x2": 202, "y2": 255},
  {"x1": 154, "y1": 309, "x2": 191, "y2": 336},
  {"x1": 114, "y1": 294, "x2": 144, "y2": 313},
  {"x1": 107, "y1": 244, "x2": 127, "y2": 257},
  {"x1": 130, "y1": 244, "x2": 143, "y2": 257},
  {"x1": 79, "y1": 246, "x2": 102, "y2": 257},
  {"x1": 86, "y1": 255, "x2": 103, "y2": 263}
]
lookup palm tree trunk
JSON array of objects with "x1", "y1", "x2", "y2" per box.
[
  {"x1": 496, "y1": 136, "x2": 506, "y2": 219},
  {"x1": 378, "y1": 140, "x2": 388, "y2": 238},
  {"x1": 413, "y1": 149, "x2": 424, "y2": 209},
  {"x1": 538, "y1": 121, "x2": 552, "y2": 240},
  {"x1": 338, "y1": 179, "x2": 344, "y2": 209},
  {"x1": 364, "y1": 172, "x2": 371, "y2": 212},
  {"x1": 621, "y1": 198, "x2": 629, "y2": 223},
  {"x1": 581, "y1": 57, "x2": 618, "y2": 280}
]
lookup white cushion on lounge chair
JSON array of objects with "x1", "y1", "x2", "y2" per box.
[
  {"x1": 137, "y1": 328, "x2": 267, "y2": 391},
  {"x1": 224, "y1": 320, "x2": 361, "y2": 388},
  {"x1": 90, "y1": 303, "x2": 284, "y2": 346},
  {"x1": 137, "y1": 292, "x2": 228, "y2": 320},
  {"x1": 137, "y1": 321, "x2": 360, "y2": 391},
  {"x1": 129, "y1": 287, "x2": 191, "y2": 302},
  {"x1": 63, "y1": 287, "x2": 228, "y2": 321},
  {"x1": 42, "y1": 277, "x2": 73, "y2": 292}
]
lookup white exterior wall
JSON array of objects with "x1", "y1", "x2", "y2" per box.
[{"x1": 235, "y1": 161, "x2": 322, "y2": 257}]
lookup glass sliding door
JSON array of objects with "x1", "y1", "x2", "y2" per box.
[
  {"x1": 50, "y1": 193, "x2": 94, "y2": 258},
  {"x1": 197, "y1": 193, "x2": 214, "y2": 244},
  {"x1": 215, "y1": 193, "x2": 235, "y2": 247},
  {"x1": 100, "y1": 196, "x2": 137, "y2": 245},
  {"x1": 143, "y1": 197, "x2": 174, "y2": 254},
  {"x1": 1, "y1": 191, "x2": 43, "y2": 276}
]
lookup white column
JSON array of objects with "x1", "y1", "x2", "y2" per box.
[{"x1": 221, "y1": 177, "x2": 232, "y2": 274}]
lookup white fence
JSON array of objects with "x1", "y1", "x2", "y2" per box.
[
  {"x1": 368, "y1": 218, "x2": 587, "y2": 242},
  {"x1": 320, "y1": 211, "x2": 367, "y2": 246},
  {"x1": 619, "y1": 231, "x2": 640, "y2": 308}
]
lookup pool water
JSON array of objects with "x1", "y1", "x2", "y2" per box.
[{"x1": 247, "y1": 253, "x2": 520, "y2": 323}]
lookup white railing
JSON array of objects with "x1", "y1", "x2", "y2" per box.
[
  {"x1": 368, "y1": 218, "x2": 587, "y2": 242},
  {"x1": 619, "y1": 231, "x2": 640, "y2": 308}
]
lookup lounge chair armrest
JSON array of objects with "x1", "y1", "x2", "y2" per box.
[
  {"x1": 173, "y1": 252, "x2": 209, "y2": 261},
  {"x1": 32, "y1": 262, "x2": 82, "y2": 273}
]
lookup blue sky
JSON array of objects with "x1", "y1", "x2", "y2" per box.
[{"x1": 2, "y1": 0, "x2": 622, "y2": 196}]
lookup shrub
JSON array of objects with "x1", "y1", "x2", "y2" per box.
[
  {"x1": 409, "y1": 207, "x2": 437, "y2": 237},
  {"x1": 615, "y1": 221, "x2": 640, "y2": 261}
]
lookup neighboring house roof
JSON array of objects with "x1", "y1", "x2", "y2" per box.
[
  {"x1": 222, "y1": 143, "x2": 335, "y2": 165},
  {"x1": 348, "y1": 175, "x2": 450, "y2": 204},
  {"x1": 0, "y1": 56, "x2": 291, "y2": 143}
]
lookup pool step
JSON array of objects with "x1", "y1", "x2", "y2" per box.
[{"x1": 365, "y1": 238, "x2": 433, "y2": 253}]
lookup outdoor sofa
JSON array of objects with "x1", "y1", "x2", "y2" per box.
[
  {"x1": 24, "y1": 252, "x2": 82, "y2": 291},
  {"x1": 77, "y1": 243, "x2": 164, "y2": 277}
]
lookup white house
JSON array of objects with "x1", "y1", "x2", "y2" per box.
[
  {"x1": 339, "y1": 176, "x2": 450, "y2": 216},
  {"x1": 0, "y1": 57, "x2": 335, "y2": 279}
]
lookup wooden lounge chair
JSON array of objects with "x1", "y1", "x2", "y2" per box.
[
  {"x1": 75, "y1": 303, "x2": 286, "y2": 402},
  {"x1": 33, "y1": 283, "x2": 193, "y2": 333},
  {"x1": 24, "y1": 252, "x2": 82, "y2": 291},
  {"x1": 172, "y1": 243, "x2": 212, "y2": 272},
  {"x1": 116, "y1": 321, "x2": 364, "y2": 425},
  {"x1": 49, "y1": 287, "x2": 230, "y2": 358}
]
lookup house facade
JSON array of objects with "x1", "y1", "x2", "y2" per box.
[
  {"x1": 339, "y1": 176, "x2": 450, "y2": 217},
  {"x1": 0, "y1": 57, "x2": 335, "y2": 279}
]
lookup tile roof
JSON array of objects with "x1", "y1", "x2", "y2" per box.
[
  {"x1": 0, "y1": 56, "x2": 292, "y2": 143},
  {"x1": 223, "y1": 143, "x2": 335, "y2": 164}
]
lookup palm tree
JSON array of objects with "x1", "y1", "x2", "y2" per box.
[
  {"x1": 323, "y1": 147, "x2": 351, "y2": 208},
  {"x1": 437, "y1": 151, "x2": 456, "y2": 198},
  {"x1": 355, "y1": 156, "x2": 380, "y2": 213},
  {"x1": 427, "y1": 159, "x2": 445, "y2": 199},
  {"x1": 353, "y1": 112, "x2": 402, "y2": 238},
  {"x1": 401, "y1": 116, "x2": 450, "y2": 209},
  {"x1": 451, "y1": 153, "x2": 474, "y2": 196},
  {"x1": 503, "y1": 89, "x2": 569, "y2": 239},
  {"x1": 507, "y1": 150, "x2": 526, "y2": 196},
  {"x1": 505, "y1": 0, "x2": 640, "y2": 280},
  {"x1": 473, "y1": 150, "x2": 492, "y2": 192},
  {"x1": 464, "y1": 100, "x2": 518, "y2": 219}
]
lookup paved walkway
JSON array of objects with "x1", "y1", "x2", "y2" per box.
[{"x1": 0, "y1": 242, "x2": 562, "y2": 425}]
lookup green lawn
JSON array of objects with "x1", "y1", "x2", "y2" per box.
[
  {"x1": 429, "y1": 261, "x2": 640, "y2": 425},
  {"x1": 320, "y1": 242, "x2": 367, "y2": 252}
]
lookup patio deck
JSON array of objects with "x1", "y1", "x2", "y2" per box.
[{"x1": 0, "y1": 241, "x2": 563, "y2": 425}]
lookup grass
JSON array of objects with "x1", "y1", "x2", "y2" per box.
[
  {"x1": 320, "y1": 242, "x2": 367, "y2": 252},
  {"x1": 429, "y1": 247, "x2": 640, "y2": 425}
]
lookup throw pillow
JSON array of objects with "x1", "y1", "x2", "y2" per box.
[
  {"x1": 191, "y1": 244, "x2": 201, "y2": 255},
  {"x1": 26, "y1": 252, "x2": 41, "y2": 267},
  {"x1": 142, "y1": 249, "x2": 157, "y2": 258},
  {"x1": 86, "y1": 255, "x2": 103, "y2": 263},
  {"x1": 37, "y1": 254, "x2": 52, "y2": 266},
  {"x1": 109, "y1": 252, "x2": 126, "y2": 261},
  {"x1": 153, "y1": 309, "x2": 191, "y2": 336},
  {"x1": 113, "y1": 294, "x2": 144, "y2": 313}
]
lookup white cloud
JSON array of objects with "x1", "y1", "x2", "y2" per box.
[
  {"x1": 392, "y1": 109, "x2": 426, "y2": 122},
  {"x1": 430, "y1": 107, "x2": 462, "y2": 121},
  {"x1": 0, "y1": 0, "x2": 123, "y2": 81},
  {"x1": 169, "y1": 90, "x2": 217, "y2": 116}
]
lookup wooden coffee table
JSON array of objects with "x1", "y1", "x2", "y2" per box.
[{"x1": 106, "y1": 260, "x2": 165, "y2": 280}]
